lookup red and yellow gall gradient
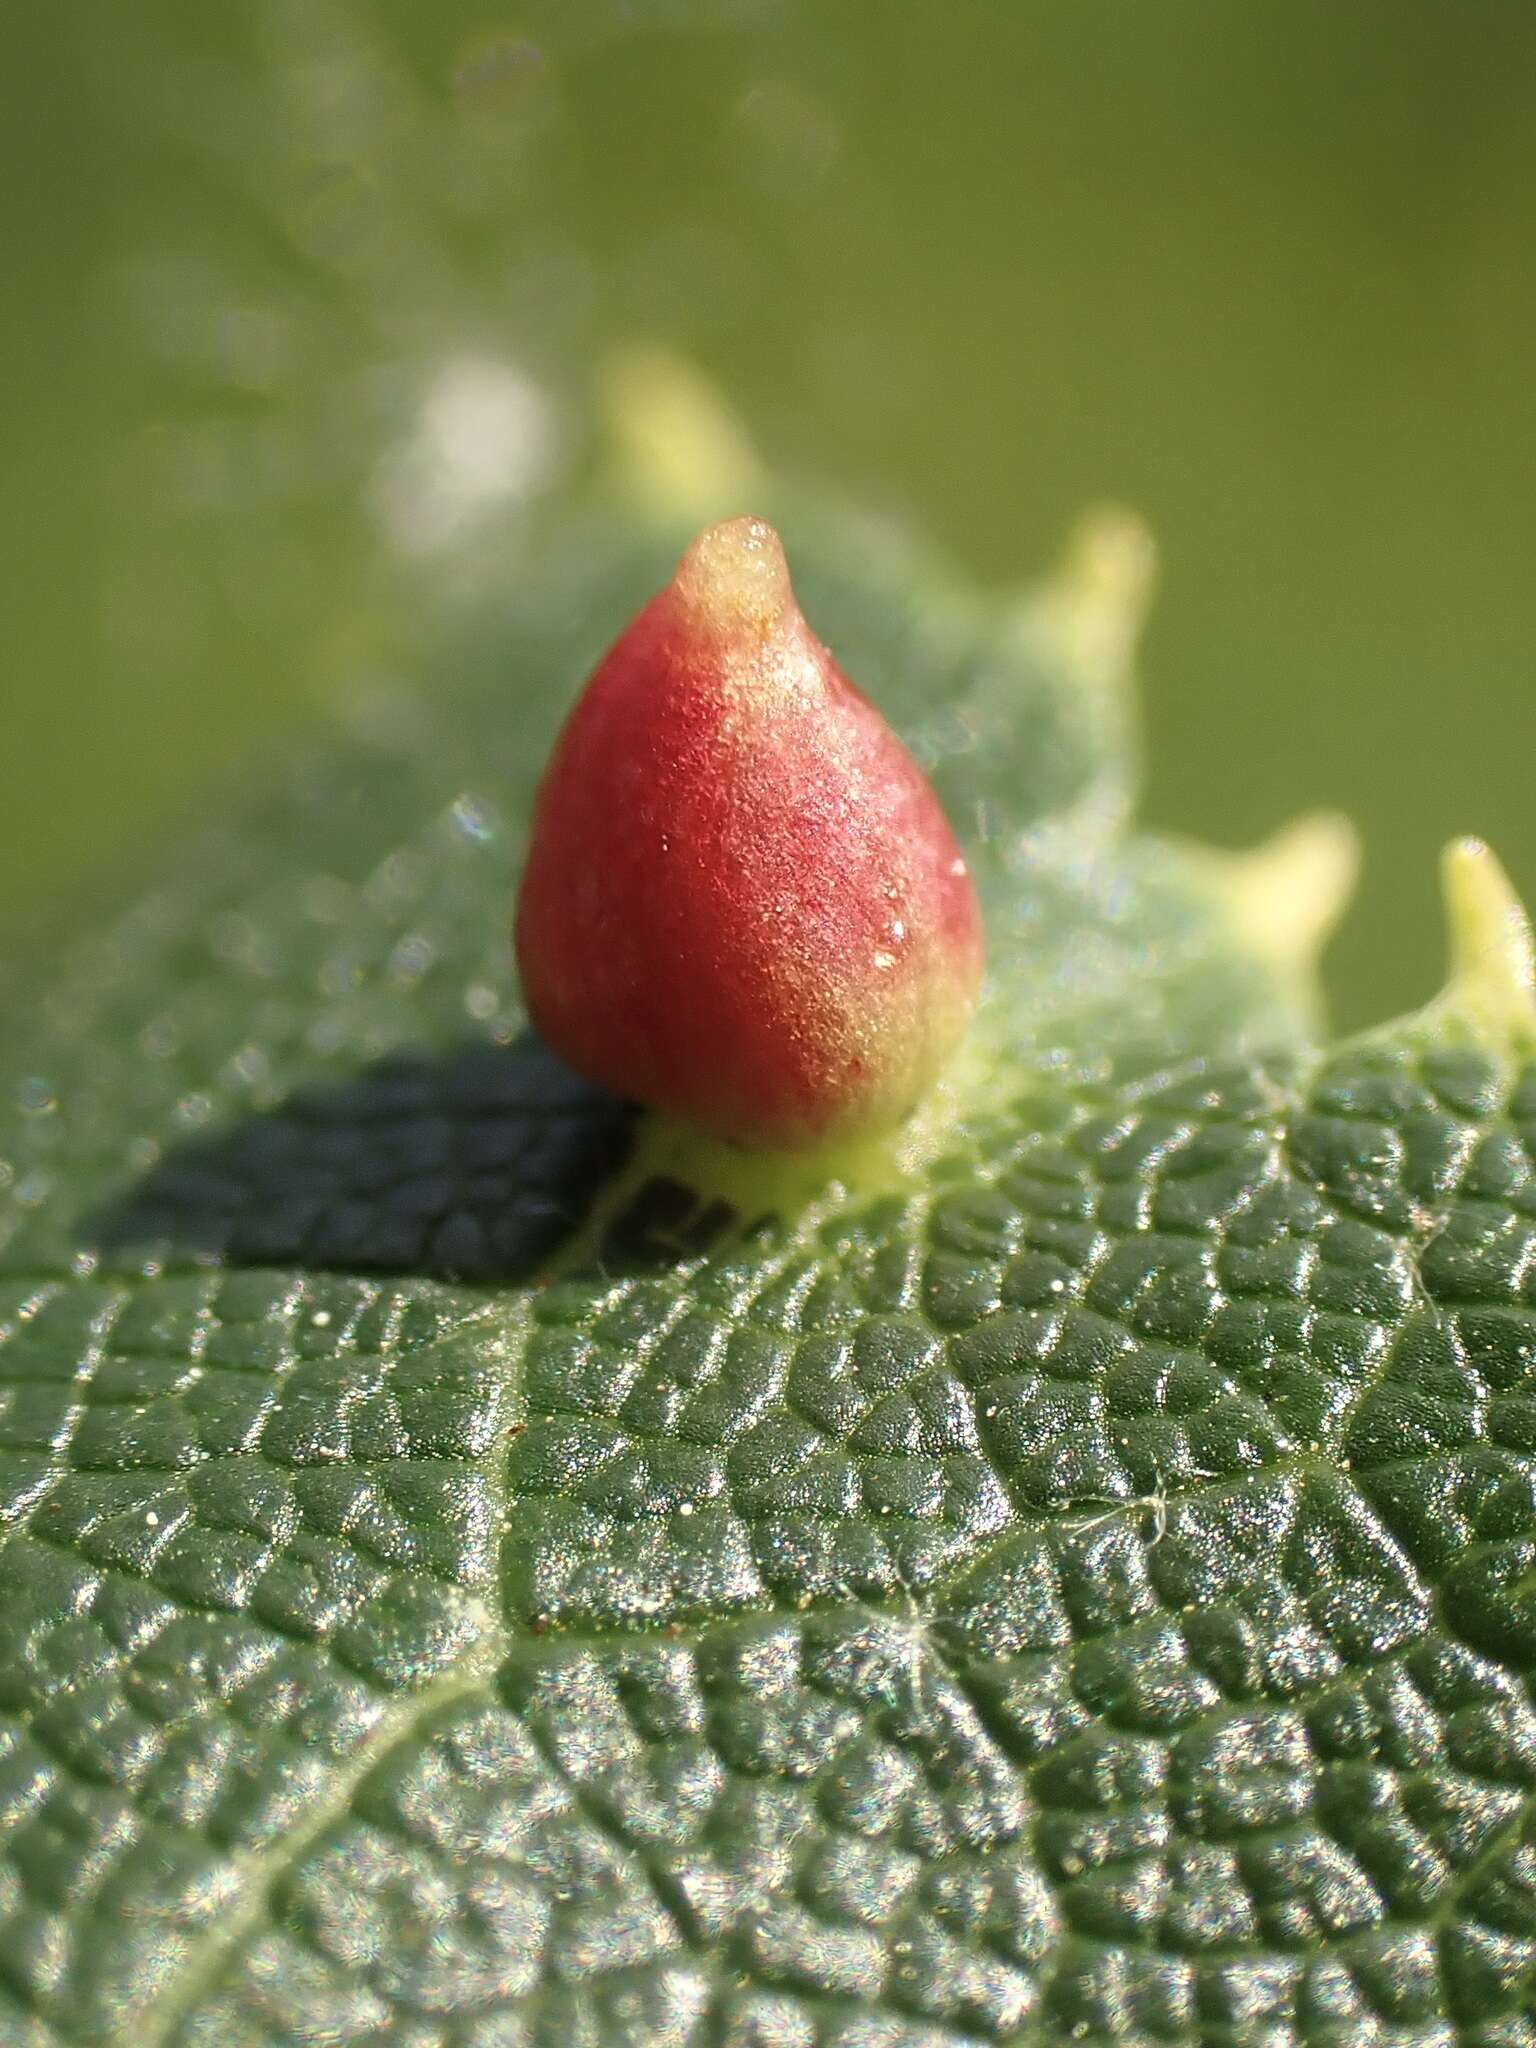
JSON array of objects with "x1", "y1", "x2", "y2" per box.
[{"x1": 515, "y1": 517, "x2": 984, "y2": 1149}]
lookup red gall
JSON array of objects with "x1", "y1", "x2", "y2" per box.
[{"x1": 515, "y1": 516, "x2": 983, "y2": 1149}]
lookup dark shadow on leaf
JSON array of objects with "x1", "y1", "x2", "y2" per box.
[
  {"x1": 595, "y1": 1175, "x2": 746, "y2": 1269},
  {"x1": 89, "y1": 1035, "x2": 643, "y2": 1285}
]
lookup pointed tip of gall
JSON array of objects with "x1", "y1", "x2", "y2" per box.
[
  {"x1": 671, "y1": 516, "x2": 793, "y2": 638},
  {"x1": 515, "y1": 517, "x2": 984, "y2": 1151}
]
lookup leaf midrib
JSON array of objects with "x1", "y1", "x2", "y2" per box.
[{"x1": 134, "y1": 1664, "x2": 503, "y2": 2048}]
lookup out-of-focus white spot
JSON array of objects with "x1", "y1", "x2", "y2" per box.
[
  {"x1": 226, "y1": 1044, "x2": 271, "y2": 1089},
  {"x1": 731, "y1": 80, "x2": 840, "y2": 191},
  {"x1": 366, "y1": 850, "x2": 424, "y2": 907},
  {"x1": 373, "y1": 354, "x2": 559, "y2": 555},
  {"x1": 448, "y1": 793, "x2": 499, "y2": 844},
  {"x1": 388, "y1": 932, "x2": 435, "y2": 985}
]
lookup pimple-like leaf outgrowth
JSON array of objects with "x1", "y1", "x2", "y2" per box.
[
  {"x1": 515, "y1": 517, "x2": 983, "y2": 1151},
  {"x1": 3, "y1": 473, "x2": 1536, "y2": 2048}
]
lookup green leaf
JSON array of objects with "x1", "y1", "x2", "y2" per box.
[{"x1": 3, "y1": 482, "x2": 1536, "y2": 2048}]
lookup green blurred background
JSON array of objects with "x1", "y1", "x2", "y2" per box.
[{"x1": 4, "y1": 1, "x2": 1533, "y2": 1028}]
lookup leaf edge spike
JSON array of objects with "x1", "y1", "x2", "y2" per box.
[
  {"x1": 1435, "y1": 835, "x2": 1536, "y2": 1050},
  {"x1": 600, "y1": 346, "x2": 762, "y2": 523},
  {"x1": 1035, "y1": 503, "x2": 1157, "y2": 706},
  {"x1": 1179, "y1": 811, "x2": 1360, "y2": 1022},
  {"x1": 1003, "y1": 504, "x2": 1155, "y2": 843}
]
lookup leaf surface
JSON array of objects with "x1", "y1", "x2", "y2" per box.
[{"x1": 3, "y1": 505, "x2": 1535, "y2": 2048}]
